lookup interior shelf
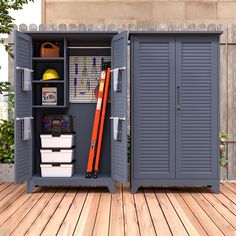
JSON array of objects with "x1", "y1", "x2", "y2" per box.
[
  {"x1": 32, "y1": 80, "x2": 64, "y2": 84},
  {"x1": 32, "y1": 57, "x2": 64, "y2": 61},
  {"x1": 32, "y1": 105, "x2": 67, "y2": 108}
]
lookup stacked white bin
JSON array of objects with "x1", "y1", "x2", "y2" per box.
[{"x1": 40, "y1": 134, "x2": 75, "y2": 177}]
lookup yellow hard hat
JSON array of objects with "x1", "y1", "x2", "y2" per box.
[{"x1": 42, "y1": 69, "x2": 59, "y2": 80}]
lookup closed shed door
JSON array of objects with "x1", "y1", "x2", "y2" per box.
[
  {"x1": 132, "y1": 36, "x2": 176, "y2": 179},
  {"x1": 176, "y1": 36, "x2": 219, "y2": 179}
]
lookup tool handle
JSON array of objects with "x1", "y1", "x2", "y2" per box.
[
  {"x1": 74, "y1": 77, "x2": 77, "y2": 86},
  {"x1": 93, "y1": 58, "x2": 96, "y2": 66},
  {"x1": 75, "y1": 64, "x2": 78, "y2": 74},
  {"x1": 83, "y1": 57, "x2": 87, "y2": 65}
]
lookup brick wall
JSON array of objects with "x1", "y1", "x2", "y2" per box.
[{"x1": 42, "y1": 0, "x2": 236, "y2": 26}]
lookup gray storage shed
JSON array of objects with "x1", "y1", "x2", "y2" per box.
[{"x1": 14, "y1": 30, "x2": 221, "y2": 193}]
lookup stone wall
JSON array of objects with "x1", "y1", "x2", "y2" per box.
[{"x1": 42, "y1": 0, "x2": 236, "y2": 26}]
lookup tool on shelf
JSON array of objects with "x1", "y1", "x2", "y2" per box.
[
  {"x1": 91, "y1": 57, "x2": 97, "y2": 74},
  {"x1": 82, "y1": 56, "x2": 88, "y2": 76},
  {"x1": 74, "y1": 57, "x2": 79, "y2": 97},
  {"x1": 85, "y1": 66, "x2": 108, "y2": 178}
]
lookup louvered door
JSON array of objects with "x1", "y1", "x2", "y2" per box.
[
  {"x1": 132, "y1": 36, "x2": 176, "y2": 179},
  {"x1": 111, "y1": 32, "x2": 128, "y2": 183},
  {"x1": 176, "y1": 36, "x2": 218, "y2": 179},
  {"x1": 14, "y1": 31, "x2": 33, "y2": 184}
]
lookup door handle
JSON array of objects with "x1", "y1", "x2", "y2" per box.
[{"x1": 177, "y1": 86, "x2": 181, "y2": 112}]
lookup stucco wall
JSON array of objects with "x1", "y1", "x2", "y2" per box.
[{"x1": 42, "y1": 0, "x2": 236, "y2": 26}]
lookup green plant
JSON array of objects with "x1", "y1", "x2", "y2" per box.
[
  {"x1": 0, "y1": 119, "x2": 14, "y2": 163},
  {"x1": 0, "y1": 81, "x2": 14, "y2": 116},
  {"x1": 0, "y1": 0, "x2": 34, "y2": 57},
  {"x1": 220, "y1": 131, "x2": 228, "y2": 167}
]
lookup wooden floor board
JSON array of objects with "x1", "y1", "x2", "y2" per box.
[
  {"x1": 57, "y1": 189, "x2": 88, "y2": 236},
  {"x1": 0, "y1": 184, "x2": 26, "y2": 214},
  {"x1": 155, "y1": 189, "x2": 188, "y2": 236},
  {"x1": 180, "y1": 191, "x2": 224, "y2": 235},
  {"x1": 190, "y1": 189, "x2": 236, "y2": 235},
  {"x1": 166, "y1": 190, "x2": 208, "y2": 236},
  {"x1": 144, "y1": 189, "x2": 171, "y2": 236},
  {"x1": 0, "y1": 183, "x2": 235, "y2": 236},
  {"x1": 73, "y1": 189, "x2": 101, "y2": 236},
  {"x1": 25, "y1": 189, "x2": 67, "y2": 236},
  {"x1": 1, "y1": 189, "x2": 45, "y2": 235},
  {"x1": 222, "y1": 182, "x2": 236, "y2": 194},
  {"x1": 41, "y1": 189, "x2": 77, "y2": 236},
  {"x1": 134, "y1": 189, "x2": 156, "y2": 236},
  {"x1": 220, "y1": 184, "x2": 236, "y2": 204},
  {"x1": 93, "y1": 189, "x2": 112, "y2": 236},
  {"x1": 123, "y1": 185, "x2": 140, "y2": 236},
  {"x1": 10, "y1": 190, "x2": 56, "y2": 236},
  {"x1": 0, "y1": 184, "x2": 18, "y2": 201},
  {"x1": 0, "y1": 183, "x2": 11, "y2": 192},
  {"x1": 196, "y1": 187, "x2": 236, "y2": 230},
  {"x1": 109, "y1": 183, "x2": 125, "y2": 236}
]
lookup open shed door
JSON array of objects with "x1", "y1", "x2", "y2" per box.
[
  {"x1": 14, "y1": 31, "x2": 32, "y2": 184},
  {"x1": 111, "y1": 31, "x2": 128, "y2": 184}
]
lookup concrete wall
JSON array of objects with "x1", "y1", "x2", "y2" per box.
[{"x1": 42, "y1": 0, "x2": 236, "y2": 26}]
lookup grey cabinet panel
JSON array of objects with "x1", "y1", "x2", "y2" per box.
[
  {"x1": 132, "y1": 36, "x2": 176, "y2": 179},
  {"x1": 176, "y1": 36, "x2": 219, "y2": 179},
  {"x1": 14, "y1": 31, "x2": 32, "y2": 184},
  {"x1": 111, "y1": 31, "x2": 128, "y2": 184}
]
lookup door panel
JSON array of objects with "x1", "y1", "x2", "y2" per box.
[
  {"x1": 14, "y1": 31, "x2": 32, "y2": 184},
  {"x1": 132, "y1": 36, "x2": 176, "y2": 179},
  {"x1": 111, "y1": 31, "x2": 128, "y2": 184},
  {"x1": 176, "y1": 36, "x2": 218, "y2": 179}
]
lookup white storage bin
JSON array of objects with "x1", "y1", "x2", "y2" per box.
[
  {"x1": 40, "y1": 149, "x2": 75, "y2": 163},
  {"x1": 40, "y1": 164, "x2": 74, "y2": 177},
  {"x1": 40, "y1": 134, "x2": 75, "y2": 148}
]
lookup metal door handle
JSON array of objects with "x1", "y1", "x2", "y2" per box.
[{"x1": 177, "y1": 86, "x2": 181, "y2": 112}]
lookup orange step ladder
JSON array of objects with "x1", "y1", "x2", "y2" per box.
[
  {"x1": 93, "y1": 67, "x2": 111, "y2": 178},
  {"x1": 85, "y1": 67, "x2": 108, "y2": 178}
]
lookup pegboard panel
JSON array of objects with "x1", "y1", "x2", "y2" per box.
[{"x1": 69, "y1": 56, "x2": 111, "y2": 103}]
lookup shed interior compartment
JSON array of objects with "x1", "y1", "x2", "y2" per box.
[{"x1": 31, "y1": 33, "x2": 116, "y2": 181}]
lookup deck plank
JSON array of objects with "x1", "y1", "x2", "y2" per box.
[
  {"x1": 196, "y1": 187, "x2": 236, "y2": 229},
  {"x1": 41, "y1": 189, "x2": 77, "y2": 236},
  {"x1": 134, "y1": 189, "x2": 156, "y2": 236},
  {"x1": 220, "y1": 184, "x2": 236, "y2": 203},
  {"x1": 93, "y1": 190, "x2": 111, "y2": 236},
  {"x1": 180, "y1": 191, "x2": 224, "y2": 236},
  {"x1": 222, "y1": 182, "x2": 236, "y2": 194},
  {"x1": 155, "y1": 189, "x2": 188, "y2": 236},
  {"x1": 144, "y1": 189, "x2": 171, "y2": 236},
  {"x1": 109, "y1": 184, "x2": 125, "y2": 236},
  {"x1": 166, "y1": 190, "x2": 207, "y2": 236},
  {"x1": 0, "y1": 183, "x2": 234, "y2": 236},
  {"x1": 0, "y1": 189, "x2": 45, "y2": 235},
  {"x1": 0, "y1": 184, "x2": 18, "y2": 201},
  {"x1": 0, "y1": 184, "x2": 26, "y2": 214},
  {"x1": 73, "y1": 189, "x2": 101, "y2": 236},
  {"x1": 57, "y1": 189, "x2": 88, "y2": 236},
  {"x1": 0, "y1": 187, "x2": 38, "y2": 225},
  {"x1": 190, "y1": 189, "x2": 236, "y2": 235},
  {"x1": 0, "y1": 183, "x2": 11, "y2": 192},
  {"x1": 10, "y1": 190, "x2": 55, "y2": 236},
  {"x1": 123, "y1": 185, "x2": 140, "y2": 236},
  {"x1": 25, "y1": 189, "x2": 67, "y2": 236}
]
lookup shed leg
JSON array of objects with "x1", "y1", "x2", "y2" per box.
[
  {"x1": 131, "y1": 183, "x2": 139, "y2": 194},
  {"x1": 212, "y1": 183, "x2": 220, "y2": 194},
  {"x1": 108, "y1": 183, "x2": 116, "y2": 193},
  {"x1": 27, "y1": 181, "x2": 35, "y2": 194}
]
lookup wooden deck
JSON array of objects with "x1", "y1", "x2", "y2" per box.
[{"x1": 0, "y1": 183, "x2": 236, "y2": 235}]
